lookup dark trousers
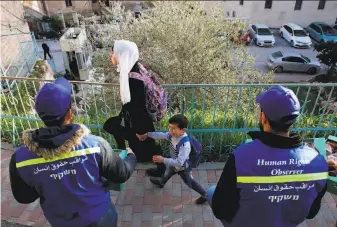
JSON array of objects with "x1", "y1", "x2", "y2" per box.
[
  {"x1": 103, "y1": 116, "x2": 166, "y2": 172},
  {"x1": 87, "y1": 204, "x2": 118, "y2": 227},
  {"x1": 160, "y1": 165, "x2": 207, "y2": 197},
  {"x1": 44, "y1": 51, "x2": 52, "y2": 60}
]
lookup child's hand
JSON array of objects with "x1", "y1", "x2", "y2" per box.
[
  {"x1": 136, "y1": 133, "x2": 148, "y2": 141},
  {"x1": 153, "y1": 155, "x2": 164, "y2": 163},
  {"x1": 126, "y1": 147, "x2": 134, "y2": 155}
]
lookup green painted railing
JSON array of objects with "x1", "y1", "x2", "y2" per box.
[{"x1": 1, "y1": 76, "x2": 336, "y2": 161}]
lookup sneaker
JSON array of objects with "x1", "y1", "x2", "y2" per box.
[
  {"x1": 146, "y1": 167, "x2": 165, "y2": 177},
  {"x1": 195, "y1": 196, "x2": 207, "y2": 205},
  {"x1": 149, "y1": 177, "x2": 164, "y2": 188}
]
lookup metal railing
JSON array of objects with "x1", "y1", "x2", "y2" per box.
[
  {"x1": 1, "y1": 76, "x2": 336, "y2": 158},
  {"x1": 1, "y1": 32, "x2": 39, "y2": 79},
  {"x1": 0, "y1": 31, "x2": 57, "y2": 85}
]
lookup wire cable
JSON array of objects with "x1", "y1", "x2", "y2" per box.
[{"x1": 1, "y1": 5, "x2": 26, "y2": 22}]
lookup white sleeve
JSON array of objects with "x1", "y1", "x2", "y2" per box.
[
  {"x1": 164, "y1": 142, "x2": 191, "y2": 167},
  {"x1": 147, "y1": 132, "x2": 170, "y2": 140}
]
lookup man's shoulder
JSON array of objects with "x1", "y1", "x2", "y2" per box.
[
  {"x1": 15, "y1": 145, "x2": 38, "y2": 162},
  {"x1": 16, "y1": 144, "x2": 29, "y2": 152},
  {"x1": 233, "y1": 139, "x2": 261, "y2": 154},
  {"x1": 232, "y1": 139, "x2": 269, "y2": 163}
]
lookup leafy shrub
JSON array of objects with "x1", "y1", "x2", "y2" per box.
[
  {"x1": 2, "y1": 108, "x2": 335, "y2": 162},
  {"x1": 85, "y1": 1, "x2": 273, "y2": 85}
]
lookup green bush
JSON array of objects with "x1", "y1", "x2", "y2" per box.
[
  {"x1": 37, "y1": 16, "x2": 63, "y2": 39},
  {"x1": 2, "y1": 108, "x2": 335, "y2": 162}
]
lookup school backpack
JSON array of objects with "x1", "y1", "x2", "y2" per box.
[
  {"x1": 128, "y1": 67, "x2": 167, "y2": 122},
  {"x1": 169, "y1": 134, "x2": 202, "y2": 168}
]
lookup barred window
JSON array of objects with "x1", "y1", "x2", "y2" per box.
[
  {"x1": 265, "y1": 0, "x2": 272, "y2": 9},
  {"x1": 318, "y1": 0, "x2": 326, "y2": 10},
  {"x1": 294, "y1": 0, "x2": 303, "y2": 11}
]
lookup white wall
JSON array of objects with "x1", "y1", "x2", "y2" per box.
[
  {"x1": 204, "y1": 1, "x2": 337, "y2": 28},
  {"x1": 60, "y1": 28, "x2": 87, "y2": 53},
  {"x1": 29, "y1": 0, "x2": 46, "y2": 14},
  {"x1": 0, "y1": 1, "x2": 31, "y2": 69}
]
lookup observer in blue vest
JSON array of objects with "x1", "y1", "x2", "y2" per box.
[
  {"x1": 9, "y1": 78, "x2": 137, "y2": 227},
  {"x1": 207, "y1": 85, "x2": 328, "y2": 227}
]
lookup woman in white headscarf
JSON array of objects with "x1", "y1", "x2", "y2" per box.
[{"x1": 103, "y1": 40, "x2": 166, "y2": 177}]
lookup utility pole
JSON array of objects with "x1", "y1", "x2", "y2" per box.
[
  {"x1": 72, "y1": 11, "x2": 79, "y2": 27},
  {"x1": 57, "y1": 8, "x2": 66, "y2": 30}
]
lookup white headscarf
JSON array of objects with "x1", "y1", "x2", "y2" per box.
[{"x1": 113, "y1": 40, "x2": 139, "y2": 104}]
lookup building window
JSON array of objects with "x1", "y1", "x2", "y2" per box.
[
  {"x1": 294, "y1": 0, "x2": 302, "y2": 10},
  {"x1": 265, "y1": 0, "x2": 272, "y2": 9},
  {"x1": 65, "y1": 0, "x2": 72, "y2": 7},
  {"x1": 318, "y1": 0, "x2": 326, "y2": 10},
  {"x1": 239, "y1": 0, "x2": 244, "y2": 5},
  {"x1": 41, "y1": 22, "x2": 51, "y2": 32}
]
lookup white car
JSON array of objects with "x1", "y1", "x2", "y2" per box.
[
  {"x1": 280, "y1": 23, "x2": 312, "y2": 48},
  {"x1": 249, "y1": 24, "x2": 275, "y2": 47}
]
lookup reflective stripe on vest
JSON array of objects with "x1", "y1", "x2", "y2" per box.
[
  {"x1": 16, "y1": 147, "x2": 100, "y2": 168},
  {"x1": 237, "y1": 172, "x2": 328, "y2": 184}
]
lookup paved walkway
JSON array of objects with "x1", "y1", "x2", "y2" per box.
[
  {"x1": 36, "y1": 40, "x2": 65, "y2": 74},
  {"x1": 1, "y1": 143, "x2": 337, "y2": 227}
]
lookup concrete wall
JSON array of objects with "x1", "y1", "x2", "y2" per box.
[
  {"x1": 24, "y1": 0, "x2": 47, "y2": 15},
  {"x1": 204, "y1": 1, "x2": 337, "y2": 28},
  {"x1": 0, "y1": 1, "x2": 31, "y2": 72},
  {"x1": 44, "y1": 0, "x2": 93, "y2": 16}
]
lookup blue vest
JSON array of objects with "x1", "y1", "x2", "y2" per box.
[
  {"x1": 227, "y1": 139, "x2": 328, "y2": 227},
  {"x1": 15, "y1": 134, "x2": 111, "y2": 227}
]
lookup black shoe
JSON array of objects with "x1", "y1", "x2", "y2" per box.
[
  {"x1": 146, "y1": 167, "x2": 165, "y2": 177},
  {"x1": 150, "y1": 177, "x2": 164, "y2": 188},
  {"x1": 195, "y1": 196, "x2": 207, "y2": 205}
]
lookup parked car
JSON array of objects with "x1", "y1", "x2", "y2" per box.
[
  {"x1": 266, "y1": 51, "x2": 320, "y2": 75},
  {"x1": 249, "y1": 24, "x2": 275, "y2": 47},
  {"x1": 280, "y1": 23, "x2": 312, "y2": 48},
  {"x1": 306, "y1": 22, "x2": 337, "y2": 43}
]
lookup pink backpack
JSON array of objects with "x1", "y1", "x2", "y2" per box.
[{"x1": 129, "y1": 68, "x2": 167, "y2": 122}]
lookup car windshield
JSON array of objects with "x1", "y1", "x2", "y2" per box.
[
  {"x1": 321, "y1": 25, "x2": 337, "y2": 36},
  {"x1": 294, "y1": 30, "x2": 307, "y2": 37},
  {"x1": 272, "y1": 51, "x2": 283, "y2": 58},
  {"x1": 257, "y1": 28, "x2": 272, "y2": 35},
  {"x1": 300, "y1": 55, "x2": 311, "y2": 63}
]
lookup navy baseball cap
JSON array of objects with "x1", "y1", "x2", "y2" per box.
[
  {"x1": 256, "y1": 85, "x2": 300, "y2": 124},
  {"x1": 35, "y1": 77, "x2": 72, "y2": 122}
]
